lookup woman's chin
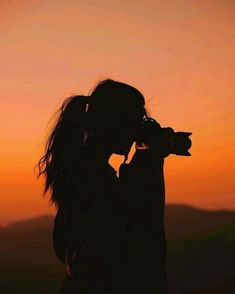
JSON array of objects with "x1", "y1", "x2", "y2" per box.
[
  {"x1": 111, "y1": 140, "x2": 134, "y2": 156},
  {"x1": 114, "y1": 150, "x2": 126, "y2": 156},
  {"x1": 113, "y1": 146, "x2": 131, "y2": 156}
]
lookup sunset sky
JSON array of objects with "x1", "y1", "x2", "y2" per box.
[{"x1": 1, "y1": 0, "x2": 235, "y2": 225}]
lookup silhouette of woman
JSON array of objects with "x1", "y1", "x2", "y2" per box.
[{"x1": 37, "y1": 79, "x2": 173, "y2": 293}]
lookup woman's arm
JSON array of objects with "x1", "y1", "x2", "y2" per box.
[
  {"x1": 118, "y1": 127, "x2": 174, "y2": 229},
  {"x1": 119, "y1": 149, "x2": 166, "y2": 232},
  {"x1": 118, "y1": 149, "x2": 169, "y2": 291}
]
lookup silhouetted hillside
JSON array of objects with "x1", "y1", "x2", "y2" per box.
[
  {"x1": 7, "y1": 214, "x2": 53, "y2": 230},
  {"x1": 165, "y1": 205, "x2": 235, "y2": 293},
  {"x1": 0, "y1": 205, "x2": 235, "y2": 293},
  {"x1": 165, "y1": 204, "x2": 235, "y2": 239},
  {"x1": 0, "y1": 214, "x2": 58, "y2": 294}
]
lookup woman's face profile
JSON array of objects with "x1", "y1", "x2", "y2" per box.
[
  {"x1": 84, "y1": 98, "x2": 144, "y2": 156},
  {"x1": 107, "y1": 111, "x2": 143, "y2": 155},
  {"x1": 84, "y1": 111, "x2": 141, "y2": 156}
]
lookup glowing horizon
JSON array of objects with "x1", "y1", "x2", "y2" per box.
[{"x1": 1, "y1": 0, "x2": 235, "y2": 223}]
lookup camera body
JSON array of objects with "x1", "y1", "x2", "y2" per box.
[{"x1": 136, "y1": 117, "x2": 192, "y2": 156}]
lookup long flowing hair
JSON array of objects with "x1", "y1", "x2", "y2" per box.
[
  {"x1": 36, "y1": 95, "x2": 88, "y2": 208},
  {"x1": 36, "y1": 79, "x2": 148, "y2": 208}
]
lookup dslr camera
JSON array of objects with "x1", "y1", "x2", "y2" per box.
[{"x1": 136, "y1": 117, "x2": 192, "y2": 156}]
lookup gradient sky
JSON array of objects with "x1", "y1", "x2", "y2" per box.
[{"x1": 1, "y1": 0, "x2": 235, "y2": 225}]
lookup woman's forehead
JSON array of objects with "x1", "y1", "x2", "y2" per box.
[{"x1": 85, "y1": 104, "x2": 144, "y2": 127}]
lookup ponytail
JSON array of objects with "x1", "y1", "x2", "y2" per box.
[{"x1": 36, "y1": 95, "x2": 89, "y2": 208}]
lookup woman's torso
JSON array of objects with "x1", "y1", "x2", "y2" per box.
[{"x1": 55, "y1": 158, "x2": 167, "y2": 293}]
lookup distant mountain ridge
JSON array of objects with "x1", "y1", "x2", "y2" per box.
[
  {"x1": 0, "y1": 204, "x2": 235, "y2": 293},
  {"x1": 3, "y1": 204, "x2": 235, "y2": 239},
  {"x1": 164, "y1": 204, "x2": 235, "y2": 239}
]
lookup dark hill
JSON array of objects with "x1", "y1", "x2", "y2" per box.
[
  {"x1": 0, "y1": 205, "x2": 234, "y2": 293},
  {"x1": 165, "y1": 204, "x2": 235, "y2": 239}
]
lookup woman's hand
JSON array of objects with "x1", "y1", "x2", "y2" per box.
[
  {"x1": 65, "y1": 250, "x2": 74, "y2": 277},
  {"x1": 135, "y1": 127, "x2": 175, "y2": 159}
]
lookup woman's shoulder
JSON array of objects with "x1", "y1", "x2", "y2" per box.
[{"x1": 67, "y1": 160, "x2": 119, "y2": 205}]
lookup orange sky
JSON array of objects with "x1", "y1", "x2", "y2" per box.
[{"x1": 1, "y1": 0, "x2": 235, "y2": 225}]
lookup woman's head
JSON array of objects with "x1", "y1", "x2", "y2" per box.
[
  {"x1": 36, "y1": 79, "x2": 148, "y2": 207},
  {"x1": 84, "y1": 79, "x2": 148, "y2": 156}
]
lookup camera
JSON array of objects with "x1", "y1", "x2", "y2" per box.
[{"x1": 136, "y1": 117, "x2": 192, "y2": 156}]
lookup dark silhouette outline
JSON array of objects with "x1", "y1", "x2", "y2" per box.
[{"x1": 36, "y1": 79, "x2": 191, "y2": 293}]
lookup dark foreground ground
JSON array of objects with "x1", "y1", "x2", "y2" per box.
[{"x1": 0, "y1": 204, "x2": 235, "y2": 294}]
